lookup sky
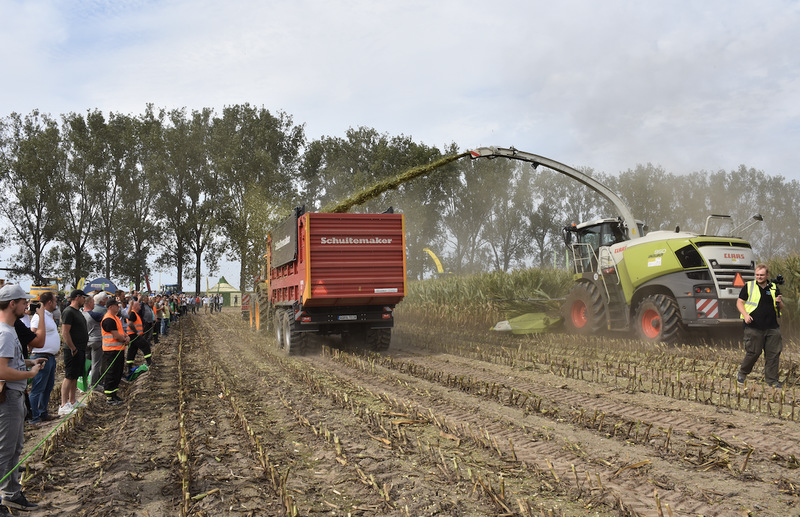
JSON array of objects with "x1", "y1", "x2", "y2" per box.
[{"x1": 1, "y1": 0, "x2": 799, "y2": 290}]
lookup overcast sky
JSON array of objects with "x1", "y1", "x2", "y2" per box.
[{"x1": 1, "y1": 0, "x2": 798, "y2": 289}]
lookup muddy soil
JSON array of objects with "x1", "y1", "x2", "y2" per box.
[{"x1": 14, "y1": 311, "x2": 800, "y2": 516}]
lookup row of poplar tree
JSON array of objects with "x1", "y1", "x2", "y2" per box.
[{"x1": 2, "y1": 104, "x2": 797, "y2": 292}]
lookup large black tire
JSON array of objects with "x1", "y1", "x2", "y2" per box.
[
  {"x1": 282, "y1": 311, "x2": 307, "y2": 356},
  {"x1": 367, "y1": 328, "x2": 391, "y2": 352},
  {"x1": 257, "y1": 288, "x2": 270, "y2": 332},
  {"x1": 563, "y1": 282, "x2": 606, "y2": 335},
  {"x1": 633, "y1": 294, "x2": 684, "y2": 343},
  {"x1": 274, "y1": 310, "x2": 285, "y2": 349}
]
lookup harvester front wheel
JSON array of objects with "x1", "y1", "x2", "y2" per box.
[
  {"x1": 634, "y1": 294, "x2": 683, "y2": 343},
  {"x1": 563, "y1": 282, "x2": 606, "y2": 335}
]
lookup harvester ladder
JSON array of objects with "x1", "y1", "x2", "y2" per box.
[{"x1": 596, "y1": 247, "x2": 628, "y2": 330}]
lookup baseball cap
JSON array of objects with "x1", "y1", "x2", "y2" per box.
[
  {"x1": 106, "y1": 298, "x2": 119, "y2": 307},
  {"x1": 69, "y1": 289, "x2": 87, "y2": 299},
  {"x1": 0, "y1": 284, "x2": 34, "y2": 302}
]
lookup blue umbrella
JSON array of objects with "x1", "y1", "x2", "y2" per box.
[{"x1": 86, "y1": 277, "x2": 118, "y2": 293}]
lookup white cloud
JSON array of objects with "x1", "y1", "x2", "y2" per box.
[{"x1": 1, "y1": 0, "x2": 798, "y2": 179}]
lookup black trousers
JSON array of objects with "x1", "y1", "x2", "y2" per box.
[
  {"x1": 126, "y1": 334, "x2": 152, "y2": 366},
  {"x1": 103, "y1": 349, "x2": 125, "y2": 396}
]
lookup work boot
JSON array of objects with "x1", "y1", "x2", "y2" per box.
[{"x1": 2, "y1": 492, "x2": 38, "y2": 511}]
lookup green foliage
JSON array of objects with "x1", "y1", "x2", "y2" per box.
[
  {"x1": 403, "y1": 268, "x2": 573, "y2": 328},
  {"x1": 212, "y1": 104, "x2": 305, "y2": 291},
  {"x1": 0, "y1": 110, "x2": 64, "y2": 282},
  {"x1": 4, "y1": 104, "x2": 800, "y2": 296}
]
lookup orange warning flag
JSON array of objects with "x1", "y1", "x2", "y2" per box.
[{"x1": 733, "y1": 273, "x2": 745, "y2": 287}]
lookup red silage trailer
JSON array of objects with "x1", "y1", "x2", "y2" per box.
[{"x1": 267, "y1": 208, "x2": 406, "y2": 354}]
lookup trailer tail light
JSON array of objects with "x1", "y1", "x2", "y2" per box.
[
  {"x1": 301, "y1": 315, "x2": 312, "y2": 323},
  {"x1": 382, "y1": 313, "x2": 392, "y2": 319},
  {"x1": 694, "y1": 286, "x2": 713, "y2": 294}
]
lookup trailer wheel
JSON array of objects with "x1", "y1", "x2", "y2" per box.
[
  {"x1": 367, "y1": 328, "x2": 391, "y2": 352},
  {"x1": 634, "y1": 294, "x2": 683, "y2": 343},
  {"x1": 282, "y1": 311, "x2": 307, "y2": 356},
  {"x1": 563, "y1": 282, "x2": 605, "y2": 335},
  {"x1": 274, "y1": 310, "x2": 285, "y2": 349}
]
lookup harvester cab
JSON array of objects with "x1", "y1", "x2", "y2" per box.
[{"x1": 563, "y1": 218, "x2": 641, "y2": 273}]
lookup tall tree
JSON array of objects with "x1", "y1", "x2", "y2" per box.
[
  {"x1": 155, "y1": 107, "x2": 217, "y2": 293},
  {"x1": 439, "y1": 159, "x2": 496, "y2": 274},
  {"x1": 480, "y1": 160, "x2": 532, "y2": 272},
  {"x1": 88, "y1": 111, "x2": 138, "y2": 280},
  {"x1": 114, "y1": 112, "x2": 161, "y2": 291},
  {"x1": 213, "y1": 104, "x2": 305, "y2": 291},
  {"x1": 55, "y1": 111, "x2": 107, "y2": 286},
  {"x1": 0, "y1": 111, "x2": 63, "y2": 284}
]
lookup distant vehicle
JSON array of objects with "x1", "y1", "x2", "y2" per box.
[
  {"x1": 29, "y1": 277, "x2": 60, "y2": 299},
  {"x1": 162, "y1": 284, "x2": 181, "y2": 295}
]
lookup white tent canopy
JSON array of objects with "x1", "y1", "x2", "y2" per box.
[{"x1": 206, "y1": 277, "x2": 242, "y2": 307}]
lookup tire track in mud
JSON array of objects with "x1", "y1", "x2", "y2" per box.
[
  {"x1": 177, "y1": 320, "x2": 285, "y2": 515},
  {"x1": 187, "y1": 316, "x2": 391, "y2": 515},
  {"x1": 197, "y1": 315, "x2": 600, "y2": 516},
  {"x1": 391, "y1": 345, "x2": 800, "y2": 458},
  {"x1": 300, "y1": 332, "x2": 800, "y2": 516},
  {"x1": 301, "y1": 348, "x2": 706, "y2": 516}
]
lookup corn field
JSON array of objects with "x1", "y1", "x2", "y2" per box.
[{"x1": 403, "y1": 268, "x2": 574, "y2": 328}]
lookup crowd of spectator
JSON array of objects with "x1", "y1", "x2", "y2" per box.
[{"x1": 0, "y1": 285, "x2": 227, "y2": 513}]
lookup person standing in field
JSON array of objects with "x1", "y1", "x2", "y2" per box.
[
  {"x1": 28, "y1": 292, "x2": 60, "y2": 426},
  {"x1": 101, "y1": 299, "x2": 129, "y2": 405},
  {"x1": 59, "y1": 290, "x2": 89, "y2": 415},
  {"x1": 0, "y1": 284, "x2": 45, "y2": 512},
  {"x1": 125, "y1": 301, "x2": 152, "y2": 375},
  {"x1": 140, "y1": 295, "x2": 156, "y2": 347},
  {"x1": 86, "y1": 292, "x2": 108, "y2": 392},
  {"x1": 737, "y1": 263, "x2": 785, "y2": 388}
]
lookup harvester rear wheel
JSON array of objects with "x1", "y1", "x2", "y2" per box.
[
  {"x1": 274, "y1": 310, "x2": 285, "y2": 349},
  {"x1": 367, "y1": 328, "x2": 391, "y2": 352},
  {"x1": 563, "y1": 282, "x2": 606, "y2": 335},
  {"x1": 634, "y1": 294, "x2": 683, "y2": 343},
  {"x1": 282, "y1": 311, "x2": 307, "y2": 356}
]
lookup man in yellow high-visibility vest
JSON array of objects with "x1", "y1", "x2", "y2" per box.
[{"x1": 736, "y1": 264, "x2": 784, "y2": 388}]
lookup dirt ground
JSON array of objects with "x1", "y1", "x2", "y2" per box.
[{"x1": 13, "y1": 310, "x2": 800, "y2": 516}]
